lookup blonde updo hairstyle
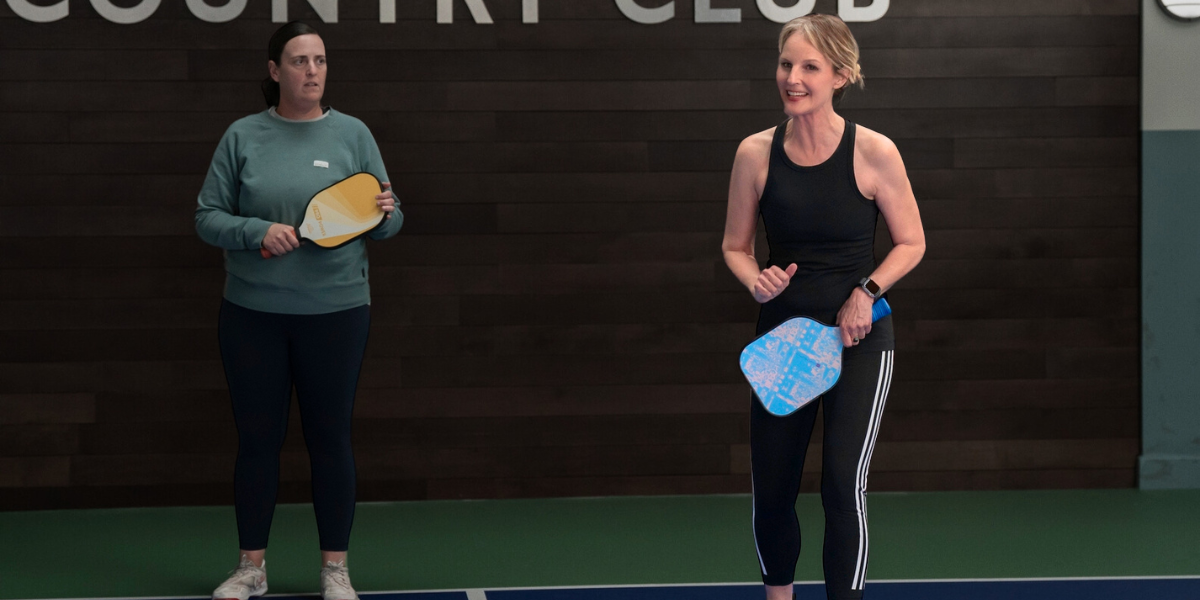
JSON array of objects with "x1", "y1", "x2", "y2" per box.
[{"x1": 778, "y1": 14, "x2": 864, "y2": 101}]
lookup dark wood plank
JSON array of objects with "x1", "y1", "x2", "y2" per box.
[
  {"x1": 79, "y1": 414, "x2": 749, "y2": 455},
  {"x1": 397, "y1": 353, "x2": 744, "y2": 388},
  {"x1": 96, "y1": 390, "x2": 232, "y2": 423},
  {"x1": 0, "y1": 329, "x2": 216, "y2": 362},
  {"x1": 355, "y1": 443, "x2": 734, "y2": 479},
  {"x1": 0, "y1": 457, "x2": 71, "y2": 487},
  {"x1": 378, "y1": 141, "x2": 649, "y2": 174},
  {"x1": 0, "y1": 175, "x2": 206, "y2": 207},
  {"x1": 1055, "y1": 77, "x2": 1139, "y2": 106},
  {"x1": 0, "y1": 393, "x2": 95, "y2": 424},
  {"x1": 877, "y1": 408, "x2": 1139, "y2": 441},
  {"x1": 0, "y1": 425, "x2": 79, "y2": 456},
  {"x1": 897, "y1": 318, "x2": 1138, "y2": 350},
  {"x1": 0, "y1": 50, "x2": 187, "y2": 81},
  {"x1": 0, "y1": 113, "x2": 70, "y2": 143},
  {"x1": 354, "y1": 384, "x2": 749, "y2": 418},
  {"x1": 881, "y1": 0, "x2": 1138, "y2": 17},
  {"x1": 0, "y1": 363, "x2": 101, "y2": 394},
  {"x1": 888, "y1": 379, "x2": 1138, "y2": 411},
  {"x1": 496, "y1": 202, "x2": 725, "y2": 234},
  {"x1": 917, "y1": 198, "x2": 1137, "y2": 229},
  {"x1": 888, "y1": 288, "x2": 1139, "y2": 320},
  {"x1": 922, "y1": 228, "x2": 1137, "y2": 259},
  {"x1": 908, "y1": 167, "x2": 1138, "y2": 199},
  {"x1": 847, "y1": 107, "x2": 1139, "y2": 138},
  {"x1": 460, "y1": 292, "x2": 754, "y2": 326},
  {"x1": 402, "y1": 172, "x2": 730, "y2": 204},
  {"x1": 901, "y1": 258, "x2": 1137, "y2": 289},
  {"x1": 954, "y1": 137, "x2": 1137, "y2": 168},
  {"x1": 859, "y1": 47, "x2": 1137, "y2": 78}
]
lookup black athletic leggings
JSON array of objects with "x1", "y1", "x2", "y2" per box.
[
  {"x1": 751, "y1": 349, "x2": 894, "y2": 600},
  {"x1": 218, "y1": 299, "x2": 370, "y2": 552}
]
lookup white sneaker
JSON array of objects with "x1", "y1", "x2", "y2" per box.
[
  {"x1": 212, "y1": 556, "x2": 268, "y2": 600},
  {"x1": 320, "y1": 560, "x2": 359, "y2": 600}
]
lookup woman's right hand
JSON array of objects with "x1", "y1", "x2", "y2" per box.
[
  {"x1": 752, "y1": 263, "x2": 798, "y2": 303},
  {"x1": 261, "y1": 223, "x2": 300, "y2": 257}
]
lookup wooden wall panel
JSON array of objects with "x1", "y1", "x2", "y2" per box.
[{"x1": 0, "y1": 0, "x2": 1140, "y2": 509}]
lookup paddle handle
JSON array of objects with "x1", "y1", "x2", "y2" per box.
[
  {"x1": 871, "y1": 297, "x2": 892, "y2": 322},
  {"x1": 259, "y1": 226, "x2": 298, "y2": 259}
]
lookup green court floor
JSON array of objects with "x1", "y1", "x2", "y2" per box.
[{"x1": 2, "y1": 489, "x2": 1198, "y2": 598}]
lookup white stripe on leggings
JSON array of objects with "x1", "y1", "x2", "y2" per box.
[
  {"x1": 851, "y1": 350, "x2": 893, "y2": 590},
  {"x1": 858, "y1": 351, "x2": 893, "y2": 588}
]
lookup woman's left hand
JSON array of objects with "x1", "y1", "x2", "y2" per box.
[
  {"x1": 377, "y1": 183, "x2": 397, "y2": 219},
  {"x1": 836, "y1": 288, "x2": 874, "y2": 348}
]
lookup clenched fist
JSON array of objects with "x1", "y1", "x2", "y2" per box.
[{"x1": 752, "y1": 263, "x2": 798, "y2": 304}]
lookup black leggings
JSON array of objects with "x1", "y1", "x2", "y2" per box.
[
  {"x1": 218, "y1": 299, "x2": 370, "y2": 552},
  {"x1": 751, "y1": 349, "x2": 894, "y2": 600}
]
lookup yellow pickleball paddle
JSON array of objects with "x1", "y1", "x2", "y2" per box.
[{"x1": 260, "y1": 172, "x2": 387, "y2": 259}]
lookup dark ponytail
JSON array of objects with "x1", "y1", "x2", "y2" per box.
[{"x1": 262, "y1": 21, "x2": 320, "y2": 108}]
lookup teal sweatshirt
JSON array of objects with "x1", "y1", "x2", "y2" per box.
[{"x1": 195, "y1": 108, "x2": 403, "y2": 314}]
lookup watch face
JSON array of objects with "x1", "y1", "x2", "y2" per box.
[
  {"x1": 1158, "y1": 0, "x2": 1200, "y2": 21},
  {"x1": 862, "y1": 278, "x2": 880, "y2": 296}
]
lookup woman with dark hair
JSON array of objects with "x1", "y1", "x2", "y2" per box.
[
  {"x1": 722, "y1": 14, "x2": 924, "y2": 600},
  {"x1": 195, "y1": 21, "x2": 402, "y2": 600}
]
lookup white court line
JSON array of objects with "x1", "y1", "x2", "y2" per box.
[
  {"x1": 16, "y1": 575, "x2": 1200, "y2": 600},
  {"x1": 464, "y1": 590, "x2": 488, "y2": 600}
]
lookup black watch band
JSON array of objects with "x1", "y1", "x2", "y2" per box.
[{"x1": 859, "y1": 277, "x2": 882, "y2": 300}]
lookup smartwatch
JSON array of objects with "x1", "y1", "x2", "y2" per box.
[{"x1": 858, "y1": 277, "x2": 882, "y2": 300}]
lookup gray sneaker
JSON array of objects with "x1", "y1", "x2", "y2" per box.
[
  {"x1": 320, "y1": 560, "x2": 359, "y2": 600},
  {"x1": 212, "y1": 556, "x2": 267, "y2": 600}
]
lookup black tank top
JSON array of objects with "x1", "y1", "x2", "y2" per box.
[{"x1": 756, "y1": 119, "x2": 894, "y2": 353}]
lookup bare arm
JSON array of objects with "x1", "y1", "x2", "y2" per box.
[
  {"x1": 836, "y1": 129, "x2": 926, "y2": 346},
  {"x1": 722, "y1": 130, "x2": 798, "y2": 303},
  {"x1": 861, "y1": 131, "x2": 926, "y2": 292}
]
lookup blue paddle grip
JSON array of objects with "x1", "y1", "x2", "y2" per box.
[{"x1": 871, "y1": 298, "x2": 892, "y2": 322}]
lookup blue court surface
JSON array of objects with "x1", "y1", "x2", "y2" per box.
[{"x1": 88, "y1": 577, "x2": 1197, "y2": 600}]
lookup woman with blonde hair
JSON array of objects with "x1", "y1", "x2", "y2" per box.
[{"x1": 722, "y1": 14, "x2": 925, "y2": 600}]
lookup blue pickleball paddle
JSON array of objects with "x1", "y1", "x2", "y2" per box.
[{"x1": 740, "y1": 298, "x2": 892, "y2": 416}]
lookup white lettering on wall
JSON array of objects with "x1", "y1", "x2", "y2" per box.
[
  {"x1": 437, "y1": 0, "x2": 494, "y2": 24},
  {"x1": 9, "y1": 0, "x2": 886, "y2": 25},
  {"x1": 615, "y1": 0, "x2": 674, "y2": 25},
  {"x1": 755, "y1": 0, "x2": 816, "y2": 24},
  {"x1": 6, "y1": 0, "x2": 68, "y2": 22},
  {"x1": 89, "y1": 0, "x2": 161, "y2": 24},
  {"x1": 838, "y1": 0, "x2": 888, "y2": 22},
  {"x1": 186, "y1": 0, "x2": 248, "y2": 23},
  {"x1": 272, "y1": 0, "x2": 338, "y2": 23},
  {"x1": 695, "y1": 0, "x2": 739, "y2": 23}
]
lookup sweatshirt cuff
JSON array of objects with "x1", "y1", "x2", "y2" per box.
[
  {"x1": 368, "y1": 209, "x2": 404, "y2": 240},
  {"x1": 245, "y1": 218, "x2": 275, "y2": 249}
]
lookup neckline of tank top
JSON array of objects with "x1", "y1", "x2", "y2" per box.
[{"x1": 773, "y1": 118, "x2": 853, "y2": 173}]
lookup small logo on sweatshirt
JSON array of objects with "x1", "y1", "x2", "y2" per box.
[{"x1": 313, "y1": 160, "x2": 329, "y2": 168}]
